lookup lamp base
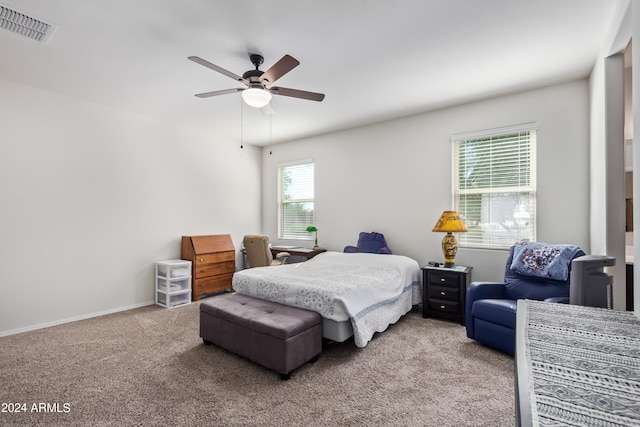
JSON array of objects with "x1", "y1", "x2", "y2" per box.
[{"x1": 441, "y1": 232, "x2": 458, "y2": 268}]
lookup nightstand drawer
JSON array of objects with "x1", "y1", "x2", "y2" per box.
[
  {"x1": 427, "y1": 299, "x2": 459, "y2": 314},
  {"x1": 428, "y1": 285, "x2": 459, "y2": 301},
  {"x1": 428, "y1": 270, "x2": 461, "y2": 286}
]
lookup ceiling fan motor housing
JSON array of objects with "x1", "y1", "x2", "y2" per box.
[
  {"x1": 244, "y1": 54, "x2": 266, "y2": 84},
  {"x1": 242, "y1": 69, "x2": 264, "y2": 81}
]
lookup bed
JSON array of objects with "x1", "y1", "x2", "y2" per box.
[{"x1": 232, "y1": 251, "x2": 422, "y2": 347}]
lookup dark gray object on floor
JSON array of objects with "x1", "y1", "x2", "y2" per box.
[{"x1": 200, "y1": 293, "x2": 322, "y2": 380}]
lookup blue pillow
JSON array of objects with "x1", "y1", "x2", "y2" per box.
[{"x1": 344, "y1": 232, "x2": 392, "y2": 254}]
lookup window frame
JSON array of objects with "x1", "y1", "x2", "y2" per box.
[
  {"x1": 277, "y1": 159, "x2": 315, "y2": 240},
  {"x1": 451, "y1": 123, "x2": 537, "y2": 250}
]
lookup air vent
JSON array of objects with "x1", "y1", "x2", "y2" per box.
[{"x1": 0, "y1": 4, "x2": 56, "y2": 43}]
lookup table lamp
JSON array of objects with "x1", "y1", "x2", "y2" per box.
[
  {"x1": 306, "y1": 225, "x2": 320, "y2": 250},
  {"x1": 432, "y1": 211, "x2": 467, "y2": 267}
]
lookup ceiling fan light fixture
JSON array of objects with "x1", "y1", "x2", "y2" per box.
[{"x1": 242, "y1": 87, "x2": 272, "y2": 108}]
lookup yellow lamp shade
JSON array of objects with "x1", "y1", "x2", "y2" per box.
[{"x1": 432, "y1": 211, "x2": 467, "y2": 233}]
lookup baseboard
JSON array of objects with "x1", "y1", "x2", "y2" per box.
[{"x1": 0, "y1": 300, "x2": 155, "y2": 337}]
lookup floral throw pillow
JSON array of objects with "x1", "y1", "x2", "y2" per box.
[{"x1": 510, "y1": 242, "x2": 580, "y2": 281}]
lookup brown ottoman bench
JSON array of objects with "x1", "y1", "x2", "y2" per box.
[{"x1": 200, "y1": 293, "x2": 322, "y2": 380}]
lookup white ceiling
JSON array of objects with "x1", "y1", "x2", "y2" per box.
[{"x1": 0, "y1": 0, "x2": 623, "y2": 146}]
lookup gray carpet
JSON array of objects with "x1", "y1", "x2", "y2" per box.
[{"x1": 0, "y1": 302, "x2": 514, "y2": 426}]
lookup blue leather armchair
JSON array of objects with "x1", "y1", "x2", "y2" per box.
[{"x1": 465, "y1": 243, "x2": 585, "y2": 355}]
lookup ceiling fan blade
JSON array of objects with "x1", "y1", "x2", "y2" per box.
[
  {"x1": 194, "y1": 88, "x2": 244, "y2": 98},
  {"x1": 259, "y1": 55, "x2": 300, "y2": 87},
  {"x1": 270, "y1": 86, "x2": 325, "y2": 102},
  {"x1": 188, "y1": 56, "x2": 248, "y2": 85}
]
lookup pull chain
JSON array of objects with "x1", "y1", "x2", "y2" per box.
[
  {"x1": 269, "y1": 108, "x2": 272, "y2": 155},
  {"x1": 240, "y1": 96, "x2": 244, "y2": 149}
]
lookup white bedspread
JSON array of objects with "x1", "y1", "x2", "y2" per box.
[{"x1": 232, "y1": 251, "x2": 421, "y2": 347}]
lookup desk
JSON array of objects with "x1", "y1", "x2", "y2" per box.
[
  {"x1": 270, "y1": 246, "x2": 326, "y2": 259},
  {"x1": 241, "y1": 247, "x2": 327, "y2": 269},
  {"x1": 515, "y1": 300, "x2": 640, "y2": 426}
]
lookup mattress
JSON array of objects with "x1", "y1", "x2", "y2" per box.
[{"x1": 232, "y1": 251, "x2": 421, "y2": 347}]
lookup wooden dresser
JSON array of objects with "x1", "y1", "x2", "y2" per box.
[{"x1": 181, "y1": 235, "x2": 235, "y2": 301}]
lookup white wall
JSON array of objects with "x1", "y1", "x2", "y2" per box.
[
  {"x1": 590, "y1": 0, "x2": 635, "y2": 311},
  {"x1": 261, "y1": 80, "x2": 591, "y2": 283},
  {"x1": 605, "y1": 54, "x2": 627, "y2": 309},
  {"x1": 590, "y1": 56, "x2": 608, "y2": 258},
  {"x1": 0, "y1": 78, "x2": 262, "y2": 336}
]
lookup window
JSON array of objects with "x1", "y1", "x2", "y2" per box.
[
  {"x1": 278, "y1": 160, "x2": 314, "y2": 239},
  {"x1": 452, "y1": 124, "x2": 537, "y2": 249}
]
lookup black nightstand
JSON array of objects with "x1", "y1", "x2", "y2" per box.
[{"x1": 422, "y1": 265, "x2": 472, "y2": 325}]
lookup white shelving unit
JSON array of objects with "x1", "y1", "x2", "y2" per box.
[{"x1": 155, "y1": 259, "x2": 192, "y2": 308}]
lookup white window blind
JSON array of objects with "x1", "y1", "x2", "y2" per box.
[
  {"x1": 452, "y1": 124, "x2": 537, "y2": 249},
  {"x1": 278, "y1": 160, "x2": 314, "y2": 239}
]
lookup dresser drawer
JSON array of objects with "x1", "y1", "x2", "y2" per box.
[
  {"x1": 194, "y1": 261, "x2": 235, "y2": 278},
  {"x1": 428, "y1": 285, "x2": 459, "y2": 301},
  {"x1": 193, "y1": 273, "x2": 234, "y2": 298},
  {"x1": 427, "y1": 299, "x2": 459, "y2": 314},
  {"x1": 195, "y1": 251, "x2": 235, "y2": 265},
  {"x1": 429, "y1": 270, "x2": 461, "y2": 287}
]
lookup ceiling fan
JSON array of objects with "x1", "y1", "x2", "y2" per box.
[{"x1": 188, "y1": 53, "x2": 325, "y2": 108}]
